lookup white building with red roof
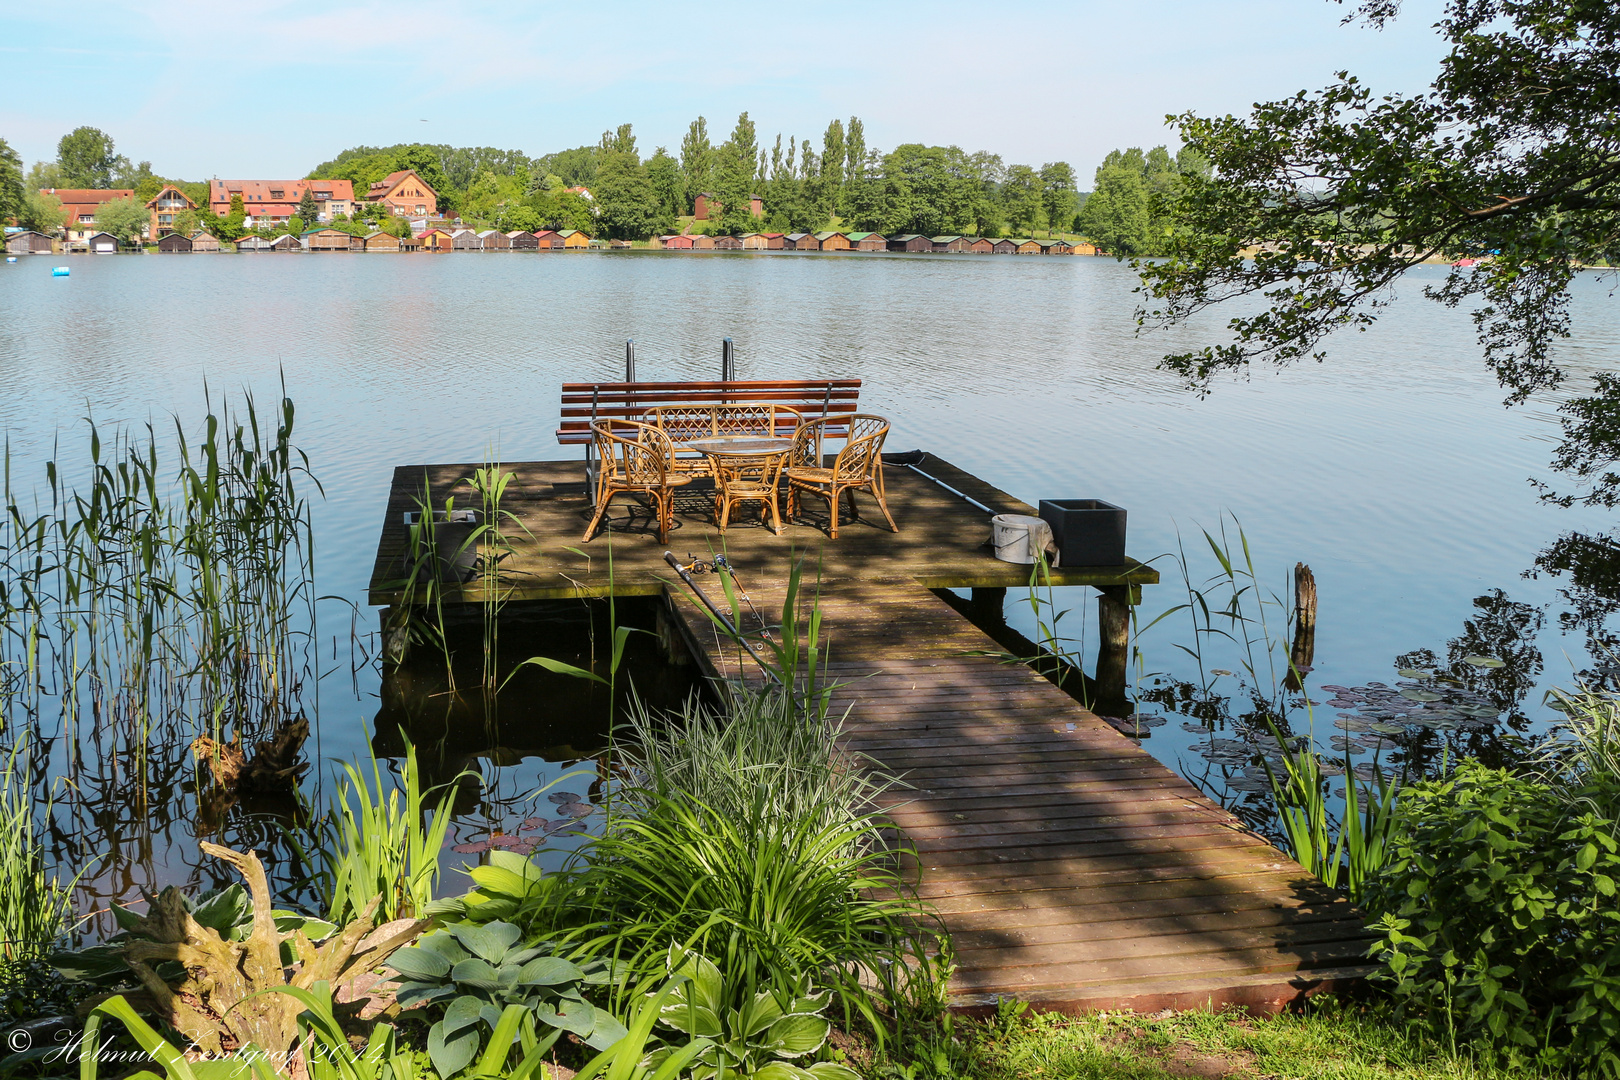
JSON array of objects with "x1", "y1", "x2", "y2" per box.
[{"x1": 208, "y1": 179, "x2": 354, "y2": 225}]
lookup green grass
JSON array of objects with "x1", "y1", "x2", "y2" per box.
[{"x1": 863, "y1": 998, "x2": 1547, "y2": 1079}]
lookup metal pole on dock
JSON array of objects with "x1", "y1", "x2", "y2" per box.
[
  {"x1": 625, "y1": 339, "x2": 636, "y2": 382},
  {"x1": 722, "y1": 337, "x2": 735, "y2": 381}
]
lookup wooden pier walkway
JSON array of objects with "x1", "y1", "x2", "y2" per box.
[{"x1": 370, "y1": 453, "x2": 1377, "y2": 1012}]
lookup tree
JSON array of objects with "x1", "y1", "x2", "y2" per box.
[
  {"x1": 839, "y1": 118, "x2": 867, "y2": 221},
  {"x1": 815, "y1": 119, "x2": 845, "y2": 219},
  {"x1": 1078, "y1": 162, "x2": 1152, "y2": 254},
  {"x1": 296, "y1": 187, "x2": 320, "y2": 225},
  {"x1": 879, "y1": 144, "x2": 980, "y2": 237},
  {"x1": 594, "y1": 132, "x2": 664, "y2": 240},
  {"x1": 17, "y1": 190, "x2": 65, "y2": 233},
  {"x1": 844, "y1": 149, "x2": 890, "y2": 232},
  {"x1": 646, "y1": 148, "x2": 683, "y2": 222},
  {"x1": 57, "y1": 126, "x2": 119, "y2": 188},
  {"x1": 0, "y1": 138, "x2": 22, "y2": 223},
  {"x1": 713, "y1": 113, "x2": 760, "y2": 235},
  {"x1": 680, "y1": 117, "x2": 712, "y2": 214},
  {"x1": 1039, "y1": 162, "x2": 1076, "y2": 237},
  {"x1": 1002, "y1": 165, "x2": 1042, "y2": 236},
  {"x1": 94, "y1": 197, "x2": 149, "y2": 245},
  {"x1": 1137, "y1": 0, "x2": 1620, "y2": 506}
]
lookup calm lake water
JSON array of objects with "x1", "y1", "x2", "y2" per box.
[{"x1": 3, "y1": 250, "x2": 1616, "y2": 910}]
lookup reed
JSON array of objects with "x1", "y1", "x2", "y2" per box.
[{"x1": 0, "y1": 738, "x2": 78, "y2": 961}]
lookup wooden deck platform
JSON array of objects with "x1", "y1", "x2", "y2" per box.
[{"x1": 369, "y1": 452, "x2": 1377, "y2": 1012}]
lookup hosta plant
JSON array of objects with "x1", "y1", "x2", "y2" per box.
[
  {"x1": 386, "y1": 920, "x2": 625, "y2": 1078},
  {"x1": 645, "y1": 947, "x2": 859, "y2": 1080}
]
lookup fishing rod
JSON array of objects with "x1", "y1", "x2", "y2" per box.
[{"x1": 662, "y1": 550, "x2": 780, "y2": 684}]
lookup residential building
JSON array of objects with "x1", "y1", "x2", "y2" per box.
[
  {"x1": 208, "y1": 179, "x2": 356, "y2": 225},
  {"x1": 146, "y1": 185, "x2": 196, "y2": 237},
  {"x1": 365, "y1": 170, "x2": 437, "y2": 217},
  {"x1": 43, "y1": 189, "x2": 135, "y2": 242}
]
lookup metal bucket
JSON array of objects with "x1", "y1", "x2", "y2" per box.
[{"x1": 990, "y1": 513, "x2": 1056, "y2": 565}]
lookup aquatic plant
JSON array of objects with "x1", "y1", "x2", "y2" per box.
[
  {"x1": 307, "y1": 739, "x2": 459, "y2": 924},
  {"x1": 0, "y1": 739, "x2": 78, "y2": 963}
]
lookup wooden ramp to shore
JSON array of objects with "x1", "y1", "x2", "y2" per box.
[{"x1": 370, "y1": 453, "x2": 1378, "y2": 1012}]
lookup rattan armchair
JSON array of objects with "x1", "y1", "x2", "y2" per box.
[
  {"x1": 582, "y1": 419, "x2": 692, "y2": 544},
  {"x1": 785, "y1": 414, "x2": 898, "y2": 538}
]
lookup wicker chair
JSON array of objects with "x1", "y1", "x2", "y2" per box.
[
  {"x1": 582, "y1": 419, "x2": 692, "y2": 544},
  {"x1": 785, "y1": 414, "x2": 898, "y2": 538},
  {"x1": 713, "y1": 451, "x2": 788, "y2": 534}
]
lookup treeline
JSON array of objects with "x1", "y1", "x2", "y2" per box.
[
  {"x1": 1077, "y1": 145, "x2": 1209, "y2": 257},
  {"x1": 0, "y1": 127, "x2": 210, "y2": 234},
  {"x1": 311, "y1": 114, "x2": 1086, "y2": 241}
]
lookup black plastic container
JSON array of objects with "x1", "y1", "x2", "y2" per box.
[{"x1": 1038, "y1": 498, "x2": 1127, "y2": 567}]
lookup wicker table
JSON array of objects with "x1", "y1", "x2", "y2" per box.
[{"x1": 684, "y1": 436, "x2": 795, "y2": 534}]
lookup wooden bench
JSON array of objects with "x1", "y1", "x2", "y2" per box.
[{"x1": 557, "y1": 379, "x2": 863, "y2": 447}]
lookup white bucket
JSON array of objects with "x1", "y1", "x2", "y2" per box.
[{"x1": 991, "y1": 514, "x2": 1056, "y2": 565}]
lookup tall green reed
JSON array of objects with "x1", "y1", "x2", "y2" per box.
[{"x1": 0, "y1": 738, "x2": 79, "y2": 960}]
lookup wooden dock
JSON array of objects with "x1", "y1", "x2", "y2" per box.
[{"x1": 370, "y1": 453, "x2": 1377, "y2": 1012}]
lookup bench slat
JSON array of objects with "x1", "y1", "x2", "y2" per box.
[
  {"x1": 561, "y1": 379, "x2": 861, "y2": 392},
  {"x1": 556, "y1": 378, "x2": 862, "y2": 445}
]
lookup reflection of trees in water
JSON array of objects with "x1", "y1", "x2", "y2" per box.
[{"x1": 1533, "y1": 531, "x2": 1620, "y2": 689}]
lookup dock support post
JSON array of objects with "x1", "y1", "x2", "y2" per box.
[
  {"x1": 967, "y1": 586, "x2": 1007, "y2": 626},
  {"x1": 1096, "y1": 585, "x2": 1132, "y2": 717},
  {"x1": 722, "y1": 337, "x2": 735, "y2": 381}
]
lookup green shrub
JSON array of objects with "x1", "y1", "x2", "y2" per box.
[
  {"x1": 1364, "y1": 760, "x2": 1620, "y2": 1076},
  {"x1": 386, "y1": 921, "x2": 626, "y2": 1076}
]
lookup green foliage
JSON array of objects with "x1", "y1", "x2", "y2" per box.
[
  {"x1": 879, "y1": 145, "x2": 979, "y2": 237},
  {"x1": 1000, "y1": 165, "x2": 1040, "y2": 238},
  {"x1": 80, "y1": 995, "x2": 271, "y2": 1080},
  {"x1": 55, "y1": 126, "x2": 119, "y2": 189},
  {"x1": 1038, "y1": 161, "x2": 1075, "y2": 237},
  {"x1": 645, "y1": 148, "x2": 682, "y2": 222},
  {"x1": 0, "y1": 138, "x2": 23, "y2": 223},
  {"x1": 17, "y1": 190, "x2": 64, "y2": 233},
  {"x1": 0, "y1": 741, "x2": 76, "y2": 964},
  {"x1": 251, "y1": 981, "x2": 423, "y2": 1080},
  {"x1": 94, "y1": 197, "x2": 149, "y2": 244},
  {"x1": 1365, "y1": 760, "x2": 1620, "y2": 1076},
  {"x1": 593, "y1": 133, "x2": 665, "y2": 240},
  {"x1": 386, "y1": 921, "x2": 626, "y2": 1074},
  {"x1": 714, "y1": 113, "x2": 761, "y2": 236},
  {"x1": 307, "y1": 740, "x2": 456, "y2": 924},
  {"x1": 647, "y1": 946, "x2": 859, "y2": 1080},
  {"x1": 679, "y1": 117, "x2": 712, "y2": 214},
  {"x1": 296, "y1": 188, "x2": 319, "y2": 225}
]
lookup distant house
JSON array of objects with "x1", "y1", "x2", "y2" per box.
[
  {"x1": 845, "y1": 232, "x2": 886, "y2": 251},
  {"x1": 813, "y1": 231, "x2": 850, "y2": 251},
  {"x1": 364, "y1": 170, "x2": 437, "y2": 217},
  {"x1": 146, "y1": 185, "x2": 197, "y2": 238},
  {"x1": 347, "y1": 233, "x2": 366, "y2": 251},
  {"x1": 190, "y1": 231, "x2": 222, "y2": 253},
  {"x1": 712, "y1": 234, "x2": 742, "y2": 250},
  {"x1": 478, "y1": 229, "x2": 511, "y2": 251},
  {"x1": 886, "y1": 234, "x2": 932, "y2": 253},
  {"x1": 6, "y1": 230, "x2": 54, "y2": 254},
  {"x1": 85, "y1": 231, "x2": 119, "y2": 254},
  {"x1": 690, "y1": 234, "x2": 715, "y2": 250},
  {"x1": 451, "y1": 228, "x2": 482, "y2": 251},
  {"x1": 418, "y1": 228, "x2": 453, "y2": 250},
  {"x1": 507, "y1": 230, "x2": 538, "y2": 250},
  {"x1": 692, "y1": 193, "x2": 764, "y2": 220},
  {"x1": 785, "y1": 233, "x2": 818, "y2": 251},
  {"x1": 661, "y1": 234, "x2": 694, "y2": 250},
  {"x1": 267, "y1": 233, "x2": 302, "y2": 252},
  {"x1": 1016, "y1": 239, "x2": 1042, "y2": 254},
  {"x1": 930, "y1": 236, "x2": 970, "y2": 253},
  {"x1": 301, "y1": 227, "x2": 351, "y2": 252},
  {"x1": 533, "y1": 230, "x2": 564, "y2": 249},
  {"x1": 557, "y1": 229, "x2": 591, "y2": 249},
  {"x1": 43, "y1": 188, "x2": 135, "y2": 242},
  {"x1": 1071, "y1": 241, "x2": 1097, "y2": 256},
  {"x1": 1037, "y1": 238, "x2": 1074, "y2": 254},
  {"x1": 157, "y1": 232, "x2": 193, "y2": 253},
  {"x1": 236, "y1": 235, "x2": 272, "y2": 252},
  {"x1": 967, "y1": 237, "x2": 995, "y2": 254},
  {"x1": 364, "y1": 231, "x2": 402, "y2": 252},
  {"x1": 209, "y1": 179, "x2": 354, "y2": 224},
  {"x1": 991, "y1": 238, "x2": 1019, "y2": 254}
]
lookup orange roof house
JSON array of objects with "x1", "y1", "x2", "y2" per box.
[
  {"x1": 146, "y1": 185, "x2": 195, "y2": 237},
  {"x1": 44, "y1": 189, "x2": 135, "y2": 242},
  {"x1": 366, "y1": 170, "x2": 438, "y2": 217},
  {"x1": 209, "y1": 179, "x2": 355, "y2": 224}
]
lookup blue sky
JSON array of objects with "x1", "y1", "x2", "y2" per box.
[{"x1": 3, "y1": 0, "x2": 1451, "y2": 182}]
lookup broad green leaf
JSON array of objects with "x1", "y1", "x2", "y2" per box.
[
  {"x1": 804, "y1": 1064, "x2": 863, "y2": 1080},
  {"x1": 450, "y1": 958, "x2": 502, "y2": 989},
  {"x1": 762, "y1": 1015, "x2": 830, "y2": 1058},
  {"x1": 428, "y1": 1022, "x2": 480, "y2": 1080},
  {"x1": 657, "y1": 1001, "x2": 721, "y2": 1038},
  {"x1": 447, "y1": 921, "x2": 521, "y2": 963},
  {"x1": 515, "y1": 955, "x2": 584, "y2": 986},
  {"x1": 442, "y1": 993, "x2": 485, "y2": 1035},
  {"x1": 731, "y1": 990, "x2": 784, "y2": 1039},
  {"x1": 386, "y1": 946, "x2": 452, "y2": 981}
]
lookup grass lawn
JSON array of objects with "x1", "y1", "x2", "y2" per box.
[{"x1": 855, "y1": 998, "x2": 1538, "y2": 1079}]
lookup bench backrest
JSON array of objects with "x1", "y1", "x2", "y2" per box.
[{"x1": 558, "y1": 379, "x2": 861, "y2": 445}]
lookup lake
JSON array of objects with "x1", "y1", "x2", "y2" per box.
[{"x1": 2, "y1": 249, "x2": 1615, "y2": 909}]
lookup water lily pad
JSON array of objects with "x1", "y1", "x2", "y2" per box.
[
  {"x1": 1463, "y1": 655, "x2": 1506, "y2": 668},
  {"x1": 452, "y1": 841, "x2": 491, "y2": 854},
  {"x1": 1335, "y1": 716, "x2": 1375, "y2": 732},
  {"x1": 558, "y1": 802, "x2": 595, "y2": 818},
  {"x1": 1397, "y1": 668, "x2": 1434, "y2": 679},
  {"x1": 1226, "y1": 776, "x2": 1271, "y2": 792},
  {"x1": 1181, "y1": 721, "x2": 1212, "y2": 734},
  {"x1": 1399, "y1": 688, "x2": 1445, "y2": 702},
  {"x1": 548, "y1": 791, "x2": 583, "y2": 804},
  {"x1": 1210, "y1": 668, "x2": 1235, "y2": 677},
  {"x1": 1370, "y1": 722, "x2": 1408, "y2": 735}
]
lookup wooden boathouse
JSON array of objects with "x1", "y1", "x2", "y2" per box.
[{"x1": 369, "y1": 390, "x2": 1377, "y2": 1014}]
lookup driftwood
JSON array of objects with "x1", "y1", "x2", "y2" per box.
[
  {"x1": 91, "y1": 843, "x2": 428, "y2": 1058},
  {"x1": 191, "y1": 718, "x2": 310, "y2": 794},
  {"x1": 1286, "y1": 562, "x2": 1318, "y2": 691}
]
